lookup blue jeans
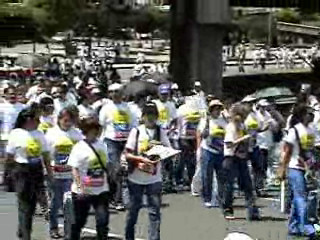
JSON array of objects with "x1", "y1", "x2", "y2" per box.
[
  {"x1": 104, "y1": 138, "x2": 126, "y2": 203},
  {"x1": 175, "y1": 139, "x2": 196, "y2": 186},
  {"x1": 287, "y1": 168, "x2": 315, "y2": 236},
  {"x1": 201, "y1": 148, "x2": 223, "y2": 203},
  {"x1": 125, "y1": 181, "x2": 162, "y2": 240},
  {"x1": 71, "y1": 192, "x2": 109, "y2": 240},
  {"x1": 49, "y1": 178, "x2": 72, "y2": 230},
  {"x1": 222, "y1": 157, "x2": 255, "y2": 211}
]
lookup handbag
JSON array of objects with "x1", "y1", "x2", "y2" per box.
[{"x1": 84, "y1": 140, "x2": 117, "y2": 200}]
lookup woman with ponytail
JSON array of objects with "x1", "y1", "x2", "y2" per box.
[{"x1": 6, "y1": 107, "x2": 53, "y2": 240}]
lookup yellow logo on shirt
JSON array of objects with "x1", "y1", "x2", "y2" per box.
[
  {"x1": 158, "y1": 107, "x2": 169, "y2": 123},
  {"x1": 186, "y1": 111, "x2": 201, "y2": 123},
  {"x1": 113, "y1": 110, "x2": 130, "y2": 124},
  {"x1": 55, "y1": 137, "x2": 75, "y2": 154},
  {"x1": 89, "y1": 150, "x2": 108, "y2": 169},
  {"x1": 38, "y1": 122, "x2": 54, "y2": 133},
  {"x1": 246, "y1": 116, "x2": 259, "y2": 131},
  {"x1": 26, "y1": 138, "x2": 42, "y2": 157},
  {"x1": 139, "y1": 139, "x2": 150, "y2": 153},
  {"x1": 301, "y1": 134, "x2": 315, "y2": 150},
  {"x1": 210, "y1": 125, "x2": 226, "y2": 138}
]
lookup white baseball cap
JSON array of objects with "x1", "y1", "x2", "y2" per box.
[{"x1": 195, "y1": 81, "x2": 201, "y2": 87}]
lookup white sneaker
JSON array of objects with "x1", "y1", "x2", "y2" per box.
[
  {"x1": 115, "y1": 204, "x2": 125, "y2": 211},
  {"x1": 191, "y1": 192, "x2": 200, "y2": 197},
  {"x1": 204, "y1": 202, "x2": 212, "y2": 208}
]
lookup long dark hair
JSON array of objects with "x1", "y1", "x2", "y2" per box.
[
  {"x1": 14, "y1": 108, "x2": 37, "y2": 129},
  {"x1": 289, "y1": 104, "x2": 308, "y2": 128}
]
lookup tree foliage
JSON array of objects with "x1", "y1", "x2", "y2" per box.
[{"x1": 276, "y1": 8, "x2": 301, "y2": 23}]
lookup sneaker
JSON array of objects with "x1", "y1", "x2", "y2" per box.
[
  {"x1": 191, "y1": 192, "x2": 200, "y2": 197},
  {"x1": 224, "y1": 209, "x2": 235, "y2": 220},
  {"x1": 50, "y1": 229, "x2": 63, "y2": 239},
  {"x1": 247, "y1": 207, "x2": 261, "y2": 221},
  {"x1": 115, "y1": 204, "x2": 125, "y2": 211},
  {"x1": 204, "y1": 202, "x2": 212, "y2": 208}
]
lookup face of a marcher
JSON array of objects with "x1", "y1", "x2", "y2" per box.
[
  {"x1": 59, "y1": 114, "x2": 74, "y2": 131},
  {"x1": 111, "y1": 90, "x2": 122, "y2": 102},
  {"x1": 159, "y1": 93, "x2": 169, "y2": 102},
  {"x1": 6, "y1": 89, "x2": 17, "y2": 104},
  {"x1": 210, "y1": 106, "x2": 222, "y2": 119},
  {"x1": 143, "y1": 113, "x2": 157, "y2": 127}
]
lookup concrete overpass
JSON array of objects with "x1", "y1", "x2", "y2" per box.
[{"x1": 277, "y1": 21, "x2": 320, "y2": 44}]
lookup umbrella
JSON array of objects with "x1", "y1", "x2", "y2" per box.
[
  {"x1": 140, "y1": 72, "x2": 169, "y2": 84},
  {"x1": 15, "y1": 54, "x2": 48, "y2": 69},
  {"x1": 123, "y1": 80, "x2": 158, "y2": 98},
  {"x1": 254, "y1": 87, "x2": 294, "y2": 100}
]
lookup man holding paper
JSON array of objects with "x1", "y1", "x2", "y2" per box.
[{"x1": 124, "y1": 102, "x2": 172, "y2": 240}]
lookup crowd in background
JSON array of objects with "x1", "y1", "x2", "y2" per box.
[{"x1": 2, "y1": 54, "x2": 320, "y2": 240}]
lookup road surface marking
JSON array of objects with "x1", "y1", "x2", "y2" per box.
[{"x1": 58, "y1": 224, "x2": 145, "y2": 240}]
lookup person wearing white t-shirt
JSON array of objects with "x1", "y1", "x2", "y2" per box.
[
  {"x1": 124, "y1": 102, "x2": 171, "y2": 240},
  {"x1": 222, "y1": 104, "x2": 260, "y2": 221},
  {"x1": 153, "y1": 84, "x2": 177, "y2": 193},
  {"x1": 38, "y1": 97, "x2": 56, "y2": 134},
  {"x1": 45, "y1": 108, "x2": 83, "y2": 238},
  {"x1": 53, "y1": 85, "x2": 74, "y2": 116},
  {"x1": 68, "y1": 117, "x2": 111, "y2": 240},
  {"x1": 99, "y1": 83, "x2": 133, "y2": 210},
  {"x1": 244, "y1": 104, "x2": 267, "y2": 197},
  {"x1": 0, "y1": 86, "x2": 26, "y2": 141},
  {"x1": 6, "y1": 108, "x2": 53, "y2": 240},
  {"x1": 175, "y1": 95, "x2": 201, "y2": 191},
  {"x1": 197, "y1": 99, "x2": 227, "y2": 208},
  {"x1": 256, "y1": 100, "x2": 275, "y2": 190},
  {"x1": 278, "y1": 105, "x2": 316, "y2": 237},
  {"x1": 77, "y1": 92, "x2": 96, "y2": 120}
]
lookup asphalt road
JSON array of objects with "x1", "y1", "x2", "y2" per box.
[{"x1": 0, "y1": 188, "x2": 289, "y2": 240}]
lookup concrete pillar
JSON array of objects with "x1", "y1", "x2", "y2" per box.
[
  {"x1": 170, "y1": 0, "x2": 196, "y2": 92},
  {"x1": 197, "y1": 25, "x2": 224, "y2": 97}
]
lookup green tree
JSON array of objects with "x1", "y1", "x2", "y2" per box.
[
  {"x1": 25, "y1": 0, "x2": 86, "y2": 37},
  {"x1": 0, "y1": 1, "x2": 41, "y2": 44},
  {"x1": 276, "y1": 8, "x2": 301, "y2": 23}
]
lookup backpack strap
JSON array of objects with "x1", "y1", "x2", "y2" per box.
[{"x1": 293, "y1": 127, "x2": 303, "y2": 158}]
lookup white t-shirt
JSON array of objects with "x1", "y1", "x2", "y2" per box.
[
  {"x1": 68, "y1": 140, "x2": 110, "y2": 195},
  {"x1": 46, "y1": 126, "x2": 83, "y2": 179},
  {"x1": 198, "y1": 117, "x2": 227, "y2": 153},
  {"x1": 244, "y1": 111, "x2": 261, "y2": 151},
  {"x1": 6, "y1": 129, "x2": 49, "y2": 164},
  {"x1": 99, "y1": 101, "x2": 133, "y2": 141},
  {"x1": 0, "y1": 102, "x2": 26, "y2": 140},
  {"x1": 78, "y1": 104, "x2": 96, "y2": 119},
  {"x1": 224, "y1": 122, "x2": 247, "y2": 157},
  {"x1": 38, "y1": 115, "x2": 56, "y2": 134},
  {"x1": 284, "y1": 123, "x2": 315, "y2": 170},
  {"x1": 177, "y1": 104, "x2": 201, "y2": 139},
  {"x1": 153, "y1": 100, "x2": 177, "y2": 129},
  {"x1": 256, "y1": 111, "x2": 274, "y2": 150},
  {"x1": 25, "y1": 85, "x2": 39, "y2": 100},
  {"x1": 128, "y1": 102, "x2": 142, "y2": 128},
  {"x1": 125, "y1": 125, "x2": 171, "y2": 185}
]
